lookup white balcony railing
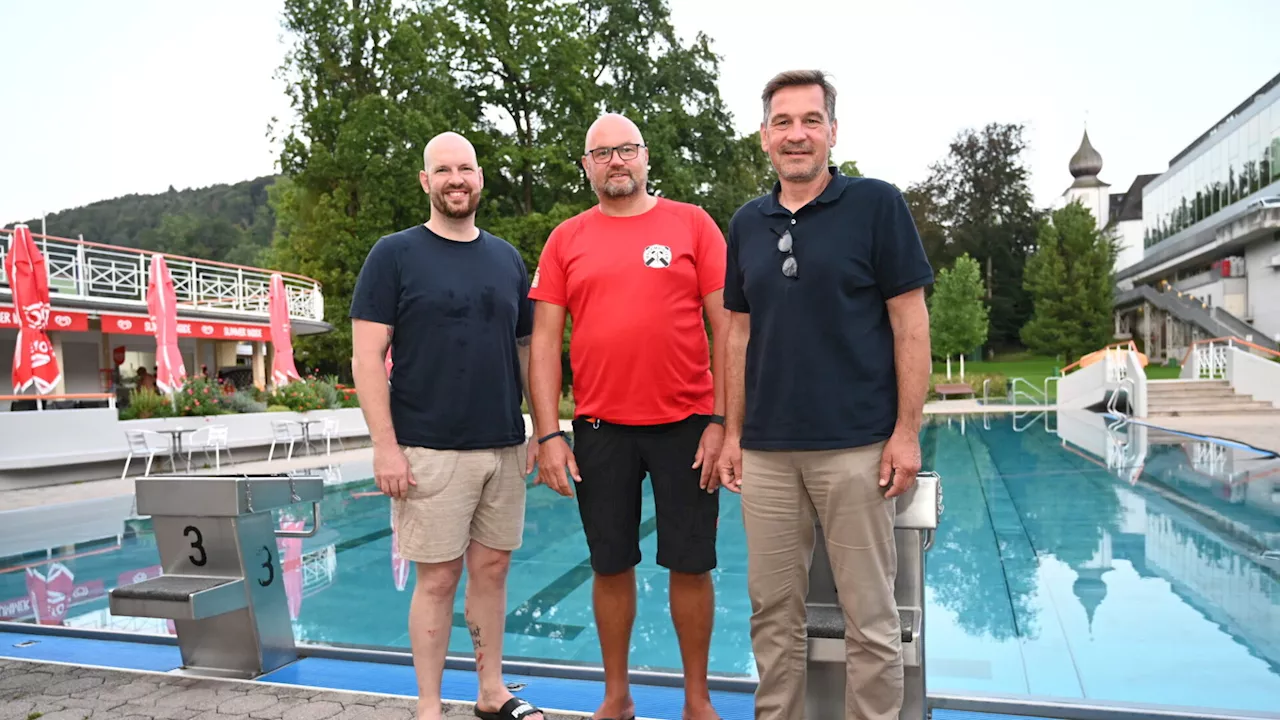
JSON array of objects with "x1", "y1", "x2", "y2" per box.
[{"x1": 0, "y1": 230, "x2": 324, "y2": 323}]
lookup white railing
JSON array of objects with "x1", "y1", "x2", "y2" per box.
[
  {"x1": 1190, "y1": 441, "x2": 1227, "y2": 478},
  {"x1": 1194, "y1": 341, "x2": 1230, "y2": 379},
  {"x1": 0, "y1": 230, "x2": 324, "y2": 323}
]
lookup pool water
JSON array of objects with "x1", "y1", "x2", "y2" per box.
[{"x1": 2, "y1": 411, "x2": 1278, "y2": 714}]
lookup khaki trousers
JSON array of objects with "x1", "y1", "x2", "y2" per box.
[{"x1": 741, "y1": 442, "x2": 902, "y2": 720}]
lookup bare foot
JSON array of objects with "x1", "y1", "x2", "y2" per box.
[
  {"x1": 683, "y1": 696, "x2": 721, "y2": 720},
  {"x1": 416, "y1": 698, "x2": 443, "y2": 720},
  {"x1": 593, "y1": 693, "x2": 636, "y2": 720}
]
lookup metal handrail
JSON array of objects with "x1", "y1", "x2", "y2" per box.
[
  {"x1": 1043, "y1": 376, "x2": 1060, "y2": 402},
  {"x1": 1009, "y1": 377, "x2": 1045, "y2": 407},
  {"x1": 1107, "y1": 377, "x2": 1134, "y2": 417},
  {"x1": 1012, "y1": 409, "x2": 1044, "y2": 432},
  {"x1": 982, "y1": 378, "x2": 990, "y2": 404}
]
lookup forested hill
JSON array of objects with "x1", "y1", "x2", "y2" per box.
[{"x1": 22, "y1": 175, "x2": 280, "y2": 267}]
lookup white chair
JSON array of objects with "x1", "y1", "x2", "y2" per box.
[
  {"x1": 186, "y1": 425, "x2": 233, "y2": 471},
  {"x1": 122, "y1": 430, "x2": 168, "y2": 479},
  {"x1": 268, "y1": 419, "x2": 301, "y2": 461},
  {"x1": 321, "y1": 417, "x2": 345, "y2": 455}
]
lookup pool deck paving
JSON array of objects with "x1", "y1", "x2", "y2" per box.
[{"x1": 0, "y1": 657, "x2": 588, "y2": 720}]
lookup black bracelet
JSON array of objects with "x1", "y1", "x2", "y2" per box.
[
  {"x1": 537, "y1": 430, "x2": 567, "y2": 444},
  {"x1": 707, "y1": 414, "x2": 725, "y2": 426}
]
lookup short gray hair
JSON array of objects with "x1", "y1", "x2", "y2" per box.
[{"x1": 761, "y1": 70, "x2": 837, "y2": 123}]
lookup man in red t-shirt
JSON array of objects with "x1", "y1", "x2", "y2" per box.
[{"x1": 528, "y1": 113, "x2": 729, "y2": 720}]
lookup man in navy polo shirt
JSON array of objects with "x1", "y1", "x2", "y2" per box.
[{"x1": 716, "y1": 70, "x2": 933, "y2": 720}]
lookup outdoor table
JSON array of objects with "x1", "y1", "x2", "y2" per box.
[
  {"x1": 160, "y1": 427, "x2": 198, "y2": 472},
  {"x1": 291, "y1": 418, "x2": 322, "y2": 456}
]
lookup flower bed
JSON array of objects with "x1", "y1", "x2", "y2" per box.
[{"x1": 119, "y1": 375, "x2": 359, "y2": 420}]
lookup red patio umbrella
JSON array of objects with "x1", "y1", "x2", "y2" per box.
[
  {"x1": 277, "y1": 517, "x2": 305, "y2": 620},
  {"x1": 269, "y1": 273, "x2": 303, "y2": 387},
  {"x1": 146, "y1": 254, "x2": 186, "y2": 393},
  {"x1": 24, "y1": 563, "x2": 75, "y2": 626},
  {"x1": 4, "y1": 224, "x2": 61, "y2": 394}
]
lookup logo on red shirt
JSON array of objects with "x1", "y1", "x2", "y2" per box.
[{"x1": 643, "y1": 244, "x2": 672, "y2": 268}]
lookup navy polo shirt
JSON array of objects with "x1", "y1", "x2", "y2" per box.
[{"x1": 724, "y1": 167, "x2": 934, "y2": 450}]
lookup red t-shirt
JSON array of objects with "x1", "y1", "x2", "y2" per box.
[{"x1": 529, "y1": 198, "x2": 726, "y2": 425}]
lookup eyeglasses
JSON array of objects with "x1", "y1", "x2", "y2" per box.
[
  {"x1": 586, "y1": 143, "x2": 645, "y2": 164},
  {"x1": 778, "y1": 230, "x2": 797, "y2": 278}
]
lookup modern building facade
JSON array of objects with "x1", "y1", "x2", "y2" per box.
[{"x1": 1109, "y1": 71, "x2": 1280, "y2": 362}]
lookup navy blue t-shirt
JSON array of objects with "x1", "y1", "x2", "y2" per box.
[
  {"x1": 349, "y1": 225, "x2": 533, "y2": 450},
  {"x1": 724, "y1": 168, "x2": 934, "y2": 450}
]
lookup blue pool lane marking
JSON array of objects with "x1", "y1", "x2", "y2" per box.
[
  {"x1": 0, "y1": 629, "x2": 181, "y2": 672},
  {"x1": 0, "y1": 630, "x2": 1066, "y2": 720}
]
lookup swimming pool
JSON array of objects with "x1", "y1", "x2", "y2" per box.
[{"x1": 2, "y1": 410, "x2": 1278, "y2": 715}]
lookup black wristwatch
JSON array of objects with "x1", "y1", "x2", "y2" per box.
[{"x1": 707, "y1": 414, "x2": 725, "y2": 426}]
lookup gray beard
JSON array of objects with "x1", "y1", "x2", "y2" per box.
[{"x1": 594, "y1": 173, "x2": 642, "y2": 198}]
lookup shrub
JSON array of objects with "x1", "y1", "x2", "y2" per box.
[
  {"x1": 174, "y1": 376, "x2": 225, "y2": 417},
  {"x1": 267, "y1": 404, "x2": 292, "y2": 412},
  {"x1": 222, "y1": 390, "x2": 267, "y2": 414},
  {"x1": 120, "y1": 387, "x2": 174, "y2": 420},
  {"x1": 313, "y1": 378, "x2": 340, "y2": 409},
  {"x1": 270, "y1": 380, "x2": 328, "y2": 412}
]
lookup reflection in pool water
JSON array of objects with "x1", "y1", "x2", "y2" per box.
[{"x1": 1, "y1": 410, "x2": 1277, "y2": 714}]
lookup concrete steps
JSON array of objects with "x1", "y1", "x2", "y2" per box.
[{"x1": 1146, "y1": 379, "x2": 1280, "y2": 417}]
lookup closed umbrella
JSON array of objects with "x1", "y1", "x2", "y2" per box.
[
  {"x1": 146, "y1": 254, "x2": 186, "y2": 393},
  {"x1": 269, "y1": 273, "x2": 303, "y2": 386},
  {"x1": 277, "y1": 517, "x2": 304, "y2": 620},
  {"x1": 4, "y1": 224, "x2": 61, "y2": 394},
  {"x1": 24, "y1": 563, "x2": 74, "y2": 626}
]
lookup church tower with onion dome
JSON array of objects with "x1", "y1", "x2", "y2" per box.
[{"x1": 1063, "y1": 128, "x2": 1112, "y2": 229}]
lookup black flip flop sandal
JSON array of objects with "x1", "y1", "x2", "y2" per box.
[{"x1": 474, "y1": 696, "x2": 543, "y2": 720}]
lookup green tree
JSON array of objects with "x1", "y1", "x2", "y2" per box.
[
  {"x1": 928, "y1": 253, "x2": 989, "y2": 361},
  {"x1": 911, "y1": 123, "x2": 1042, "y2": 350},
  {"x1": 266, "y1": 0, "x2": 479, "y2": 374},
  {"x1": 1021, "y1": 202, "x2": 1117, "y2": 363},
  {"x1": 903, "y1": 184, "x2": 951, "y2": 274},
  {"x1": 269, "y1": 0, "x2": 777, "y2": 378},
  {"x1": 445, "y1": 0, "x2": 761, "y2": 256}
]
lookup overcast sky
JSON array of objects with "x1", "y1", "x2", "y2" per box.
[{"x1": 3, "y1": 0, "x2": 1279, "y2": 229}]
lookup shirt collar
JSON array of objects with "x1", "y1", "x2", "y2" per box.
[{"x1": 760, "y1": 165, "x2": 850, "y2": 216}]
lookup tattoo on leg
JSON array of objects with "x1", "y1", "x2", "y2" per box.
[{"x1": 469, "y1": 622, "x2": 483, "y2": 649}]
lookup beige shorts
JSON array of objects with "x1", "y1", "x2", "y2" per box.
[{"x1": 391, "y1": 443, "x2": 527, "y2": 563}]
